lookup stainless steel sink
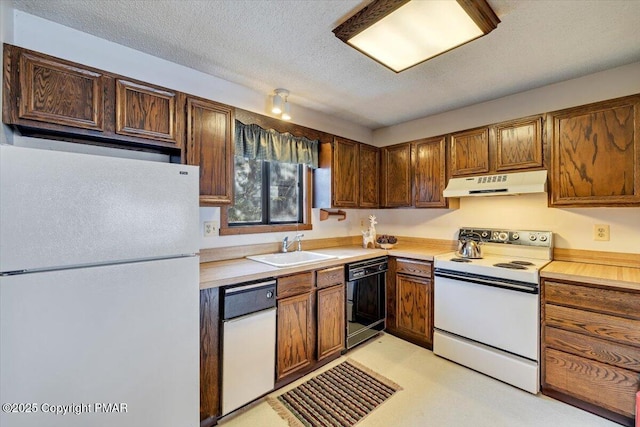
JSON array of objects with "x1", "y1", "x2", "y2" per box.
[{"x1": 247, "y1": 251, "x2": 337, "y2": 268}]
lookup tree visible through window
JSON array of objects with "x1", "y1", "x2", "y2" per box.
[{"x1": 228, "y1": 158, "x2": 303, "y2": 225}]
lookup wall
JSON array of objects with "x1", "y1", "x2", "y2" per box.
[
  {"x1": 371, "y1": 63, "x2": 640, "y2": 254},
  {"x1": 5, "y1": 10, "x2": 640, "y2": 254},
  {"x1": 5, "y1": 10, "x2": 373, "y2": 250}
]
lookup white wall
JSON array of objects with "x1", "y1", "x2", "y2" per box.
[
  {"x1": 370, "y1": 194, "x2": 640, "y2": 253},
  {"x1": 373, "y1": 61, "x2": 640, "y2": 146},
  {"x1": 371, "y1": 64, "x2": 640, "y2": 254},
  {"x1": 6, "y1": 10, "x2": 640, "y2": 254},
  {"x1": 10, "y1": 11, "x2": 372, "y2": 144},
  {"x1": 6, "y1": 10, "x2": 374, "y2": 250}
]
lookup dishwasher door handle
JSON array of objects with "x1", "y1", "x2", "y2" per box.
[{"x1": 223, "y1": 307, "x2": 276, "y2": 324}]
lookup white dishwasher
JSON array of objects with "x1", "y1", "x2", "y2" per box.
[{"x1": 221, "y1": 280, "x2": 276, "y2": 416}]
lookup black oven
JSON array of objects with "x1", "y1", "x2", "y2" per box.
[{"x1": 345, "y1": 257, "x2": 387, "y2": 349}]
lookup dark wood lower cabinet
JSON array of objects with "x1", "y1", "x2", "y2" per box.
[
  {"x1": 541, "y1": 279, "x2": 640, "y2": 426},
  {"x1": 317, "y1": 284, "x2": 345, "y2": 361},
  {"x1": 386, "y1": 257, "x2": 434, "y2": 349},
  {"x1": 276, "y1": 291, "x2": 315, "y2": 381},
  {"x1": 275, "y1": 268, "x2": 345, "y2": 388},
  {"x1": 396, "y1": 274, "x2": 430, "y2": 340},
  {"x1": 200, "y1": 287, "x2": 220, "y2": 426}
]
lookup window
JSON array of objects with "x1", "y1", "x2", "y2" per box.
[
  {"x1": 228, "y1": 158, "x2": 303, "y2": 225},
  {"x1": 220, "y1": 119, "x2": 317, "y2": 236}
]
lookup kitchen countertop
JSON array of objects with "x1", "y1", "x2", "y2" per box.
[
  {"x1": 200, "y1": 243, "x2": 453, "y2": 289},
  {"x1": 541, "y1": 260, "x2": 640, "y2": 292}
]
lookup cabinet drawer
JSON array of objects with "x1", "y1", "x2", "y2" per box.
[
  {"x1": 545, "y1": 326, "x2": 640, "y2": 372},
  {"x1": 277, "y1": 272, "x2": 314, "y2": 299},
  {"x1": 545, "y1": 281, "x2": 640, "y2": 320},
  {"x1": 396, "y1": 259, "x2": 432, "y2": 278},
  {"x1": 316, "y1": 266, "x2": 344, "y2": 289},
  {"x1": 545, "y1": 304, "x2": 640, "y2": 347},
  {"x1": 544, "y1": 348, "x2": 639, "y2": 418}
]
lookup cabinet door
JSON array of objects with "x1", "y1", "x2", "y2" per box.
[
  {"x1": 414, "y1": 136, "x2": 448, "y2": 208},
  {"x1": 200, "y1": 287, "x2": 220, "y2": 422},
  {"x1": 15, "y1": 50, "x2": 104, "y2": 131},
  {"x1": 450, "y1": 127, "x2": 489, "y2": 176},
  {"x1": 396, "y1": 274, "x2": 432, "y2": 345},
  {"x1": 332, "y1": 137, "x2": 359, "y2": 207},
  {"x1": 115, "y1": 78, "x2": 180, "y2": 145},
  {"x1": 381, "y1": 143, "x2": 412, "y2": 207},
  {"x1": 186, "y1": 97, "x2": 235, "y2": 205},
  {"x1": 549, "y1": 95, "x2": 640, "y2": 207},
  {"x1": 359, "y1": 144, "x2": 380, "y2": 208},
  {"x1": 495, "y1": 116, "x2": 543, "y2": 171},
  {"x1": 277, "y1": 292, "x2": 314, "y2": 381},
  {"x1": 317, "y1": 284, "x2": 345, "y2": 361}
]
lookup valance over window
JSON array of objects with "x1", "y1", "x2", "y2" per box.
[{"x1": 235, "y1": 121, "x2": 319, "y2": 169}]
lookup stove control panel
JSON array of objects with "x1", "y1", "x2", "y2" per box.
[{"x1": 458, "y1": 228, "x2": 553, "y2": 247}]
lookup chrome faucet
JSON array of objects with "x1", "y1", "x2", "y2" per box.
[{"x1": 282, "y1": 234, "x2": 304, "y2": 253}]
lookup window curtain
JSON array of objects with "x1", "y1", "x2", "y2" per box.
[{"x1": 235, "y1": 121, "x2": 319, "y2": 169}]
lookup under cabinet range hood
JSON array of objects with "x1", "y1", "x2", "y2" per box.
[{"x1": 443, "y1": 170, "x2": 547, "y2": 197}]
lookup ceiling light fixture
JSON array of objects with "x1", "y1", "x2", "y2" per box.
[
  {"x1": 272, "y1": 88, "x2": 291, "y2": 120},
  {"x1": 333, "y1": 0, "x2": 500, "y2": 73}
]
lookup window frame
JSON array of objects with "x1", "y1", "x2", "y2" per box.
[{"x1": 220, "y1": 164, "x2": 313, "y2": 236}]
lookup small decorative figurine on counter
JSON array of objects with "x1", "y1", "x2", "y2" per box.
[{"x1": 361, "y1": 215, "x2": 377, "y2": 248}]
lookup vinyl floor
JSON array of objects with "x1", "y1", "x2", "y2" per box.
[{"x1": 218, "y1": 333, "x2": 621, "y2": 427}]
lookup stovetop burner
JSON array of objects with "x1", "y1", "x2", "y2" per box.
[
  {"x1": 510, "y1": 260, "x2": 535, "y2": 266},
  {"x1": 450, "y1": 257, "x2": 471, "y2": 263},
  {"x1": 494, "y1": 262, "x2": 528, "y2": 270}
]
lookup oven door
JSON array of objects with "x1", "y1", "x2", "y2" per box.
[{"x1": 433, "y1": 271, "x2": 539, "y2": 361}]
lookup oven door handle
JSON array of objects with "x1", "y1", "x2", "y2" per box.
[{"x1": 434, "y1": 269, "x2": 538, "y2": 294}]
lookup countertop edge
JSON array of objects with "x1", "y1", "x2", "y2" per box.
[
  {"x1": 540, "y1": 261, "x2": 640, "y2": 292},
  {"x1": 199, "y1": 244, "x2": 452, "y2": 290}
]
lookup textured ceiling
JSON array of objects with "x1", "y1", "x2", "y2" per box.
[{"x1": 12, "y1": 0, "x2": 640, "y2": 129}]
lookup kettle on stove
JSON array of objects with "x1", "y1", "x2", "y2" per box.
[{"x1": 456, "y1": 235, "x2": 483, "y2": 259}]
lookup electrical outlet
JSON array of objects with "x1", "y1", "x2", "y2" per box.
[
  {"x1": 204, "y1": 221, "x2": 218, "y2": 237},
  {"x1": 593, "y1": 224, "x2": 610, "y2": 241},
  {"x1": 360, "y1": 219, "x2": 365, "y2": 227}
]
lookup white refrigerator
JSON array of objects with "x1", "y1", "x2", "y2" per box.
[{"x1": 0, "y1": 145, "x2": 200, "y2": 427}]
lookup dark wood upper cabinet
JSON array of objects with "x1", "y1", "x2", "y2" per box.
[
  {"x1": 494, "y1": 116, "x2": 543, "y2": 171},
  {"x1": 450, "y1": 127, "x2": 490, "y2": 176},
  {"x1": 14, "y1": 51, "x2": 105, "y2": 131},
  {"x1": 332, "y1": 137, "x2": 359, "y2": 208},
  {"x1": 3, "y1": 44, "x2": 183, "y2": 154},
  {"x1": 413, "y1": 136, "x2": 449, "y2": 208},
  {"x1": 3, "y1": 45, "x2": 106, "y2": 134},
  {"x1": 548, "y1": 95, "x2": 640, "y2": 207},
  {"x1": 186, "y1": 97, "x2": 234, "y2": 205},
  {"x1": 358, "y1": 143, "x2": 380, "y2": 208},
  {"x1": 314, "y1": 137, "x2": 379, "y2": 209},
  {"x1": 115, "y1": 79, "x2": 180, "y2": 145},
  {"x1": 380, "y1": 142, "x2": 412, "y2": 207}
]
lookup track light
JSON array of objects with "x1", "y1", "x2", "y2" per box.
[
  {"x1": 281, "y1": 99, "x2": 291, "y2": 121},
  {"x1": 272, "y1": 89, "x2": 291, "y2": 120}
]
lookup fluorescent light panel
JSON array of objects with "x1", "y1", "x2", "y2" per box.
[{"x1": 334, "y1": 0, "x2": 500, "y2": 73}]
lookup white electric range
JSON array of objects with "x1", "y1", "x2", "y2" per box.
[{"x1": 433, "y1": 227, "x2": 553, "y2": 394}]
